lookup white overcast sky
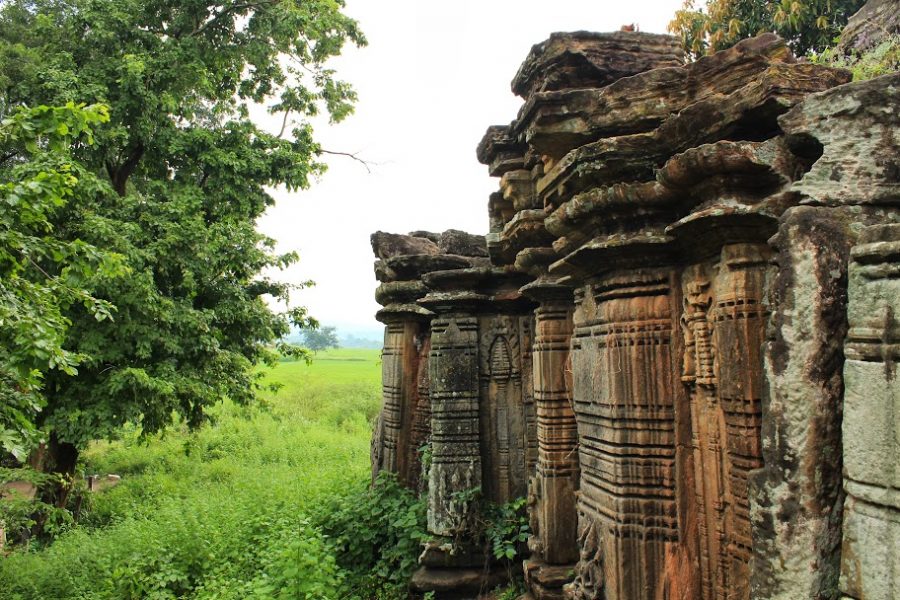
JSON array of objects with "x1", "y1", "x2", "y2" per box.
[{"x1": 257, "y1": 0, "x2": 694, "y2": 337}]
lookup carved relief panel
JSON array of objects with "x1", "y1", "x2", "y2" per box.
[{"x1": 478, "y1": 314, "x2": 534, "y2": 504}]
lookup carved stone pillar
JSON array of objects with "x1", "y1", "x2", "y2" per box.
[
  {"x1": 681, "y1": 243, "x2": 770, "y2": 600},
  {"x1": 413, "y1": 269, "x2": 537, "y2": 597},
  {"x1": 371, "y1": 231, "x2": 442, "y2": 489},
  {"x1": 840, "y1": 223, "x2": 900, "y2": 600},
  {"x1": 568, "y1": 269, "x2": 680, "y2": 600},
  {"x1": 426, "y1": 313, "x2": 481, "y2": 537},
  {"x1": 376, "y1": 317, "x2": 430, "y2": 485},
  {"x1": 522, "y1": 280, "x2": 579, "y2": 600},
  {"x1": 750, "y1": 206, "x2": 855, "y2": 599}
]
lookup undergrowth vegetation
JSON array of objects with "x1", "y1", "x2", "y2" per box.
[
  {"x1": 0, "y1": 349, "x2": 428, "y2": 600},
  {"x1": 811, "y1": 35, "x2": 900, "y2": 80}
]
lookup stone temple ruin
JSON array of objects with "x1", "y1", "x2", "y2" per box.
[{"x1": 369, "y1": 20, "x2": 900, "y2": 600}]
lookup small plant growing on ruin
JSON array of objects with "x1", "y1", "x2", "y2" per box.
[
  {"x1": 485, "y1": 496, "x2": 530, "y2": 562},
  {"x1": 811, "y1": 35, "x2": 900, "y2": 80},
  {"x1": 445, "y1": 487, "x2": 531, "y2": 564}
]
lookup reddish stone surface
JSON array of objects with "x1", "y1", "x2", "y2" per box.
[{"x1": 371, "y1": 27, "x2": 900, "y2": 600}]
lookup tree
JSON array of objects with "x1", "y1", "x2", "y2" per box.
[
  {"x1": 302, "y1": 326, "x2": 340, "y2": 353},
  {"x1": 0, "y1": 103, "x2": 122, "y2": 460},
  {"x1": 0, "y1": 0, "x2": 365, "y2": 508},
  {"x1": 669, "y1": 0, "x2": 866, "y2": 58}
]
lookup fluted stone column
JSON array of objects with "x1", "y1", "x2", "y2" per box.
[{"x1": 522, "y1": 280, "x2": 579, "y2": 600}]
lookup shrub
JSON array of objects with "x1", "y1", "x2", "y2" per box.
[{"x1": 315, "y1": 472, "x2": 428, "y2": 600}]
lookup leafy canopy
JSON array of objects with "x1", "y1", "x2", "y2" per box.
[
  {"x1": 669, "y1": 0, "x2": 866, "y2": 58},
  {"x1": 0, "y1": 102, "x2": 123, "y2": 458},
  {"x1": 0, "y1": 0, "x2": 365, "y2": 451}
]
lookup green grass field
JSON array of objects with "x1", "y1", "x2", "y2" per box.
[{"x1": 0, "y1": 348, "x2": 430, "y2": 600}]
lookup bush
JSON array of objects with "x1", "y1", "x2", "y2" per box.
[{"x1": 315, "y1": 472, "x2": 428, "y2": 600}]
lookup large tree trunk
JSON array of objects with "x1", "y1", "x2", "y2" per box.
[
  {"x1": 43, "y1": 432, "x2": 79, "y2": 505},
  {"x1": 30, "y1": 431, "x2": 80, "y2": 538}
]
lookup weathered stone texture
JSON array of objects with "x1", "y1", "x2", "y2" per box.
[
  {"x1": 779, "y1": 72, "x2": 900, "y2": 206},
  {"x1": 750, "y1": 207, "x2": 853, "y2": 600},
  {"x1": 522, "y1": 281, "x2": 579, "y2": 600},
  {"x1": 837, "y1": 0, "x2": 900, "y2": 54},
  {"x1": 511, "y1": 31, "x2": 683, "y2": 99},
  {"x1": 370, "y1": 25, "x2": 900, "y2": 600},
  {"x1": 517, "y1": 34, "x2": 793, "y2": 160},
  {"x1": 840, "y1": 223, "x2": 900, "y2": 600},
  {"x1": 569, "y1": 269, "x2": 680, "y2": 600}
]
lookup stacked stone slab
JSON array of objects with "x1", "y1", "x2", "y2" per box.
[{"x1": 369, "y1": 25, "x2": 900, "y2": 600}]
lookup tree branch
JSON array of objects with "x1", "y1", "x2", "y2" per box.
[
  {"x1": 107, "y1": 142, "x2": 145, "y2": 197},
  {"x1": 0, "y1": 151, "x2": 17, "y2": 166},
  {"x1": 189, "y1": 0, "x2": 281, "y2": 37},
  {"x1": 277, "y1": 109, "x2": 292, "y2": 139},
  {"x1": 318, "y1": 149, "x2": 375, "y2": 174}
]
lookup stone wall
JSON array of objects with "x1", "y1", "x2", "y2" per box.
[{"x1": 369, "y1": 24, "x2": 900, "y2": 600}]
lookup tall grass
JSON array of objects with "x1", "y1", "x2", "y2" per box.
[{"x1": 0, "y1": 348, "x2": 426, "y2": 600}]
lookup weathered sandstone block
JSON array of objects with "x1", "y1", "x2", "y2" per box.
[{"x1": 511, "y1": 31, "x2": 683, "y2": 99}]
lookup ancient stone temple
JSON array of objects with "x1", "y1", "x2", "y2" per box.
[{"x1": 370, "y1": 17, "x2": 900, "y2": 600}]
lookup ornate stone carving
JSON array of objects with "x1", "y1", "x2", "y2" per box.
[
  {"x1": 522, "y1": 281, "x2": 579, "y2": 599},
  {"x1": 567, "y1": 515, "x2": 603, "y2": 600},
  {"x1": 479, "y1": 315, "x2": 531, "y2": 503},
  {"x1": 681, "y1": 244, "x2": 769, "y2": 600},
  {"x1": 426, "y1": 315, "x2": 481, "y2": 537},
  {"x1": 570, "y1": 270, "x2": 679, "y2": 600},
  {"x1": 371, "y1": 24, "x2": 900, "y2": 600}
]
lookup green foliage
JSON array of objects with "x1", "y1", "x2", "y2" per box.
[
  {"x1": 484, "y1": 496, "x2": 530, "y2": 562},
  {"x1": 0, "y1": 0, "x2": 366, "y2": 456},
  {"x1": 669, "y1": 0, "x2": 866, "y2": 58},
  {"x1": 316, "y1": 472, "x2": 428, "y2": 600},
  {"x1": 0, "y1": 351, "x2": 382, "y2": 599},
  {"x1": 418, "y1": 440, "x2": 433, "y2": 475},
  {"x1": 492, "y1": 581, "x2": 527, "y2": 600},
  {"x1": 444, "y1": 486, "x2": 531, "y2": 565},
  {"x1": 811, "y1": 34, "x2": 900, "y2": 79},
  {"x1": 0, "y1": 102, "x2": 124, "y2": 457},
  {"x1": 301, "y1": 324, "x2": 340, "y2": 352},
  {"x1": 0, "y1": 467, "x2": 76, "y2": 544}
]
